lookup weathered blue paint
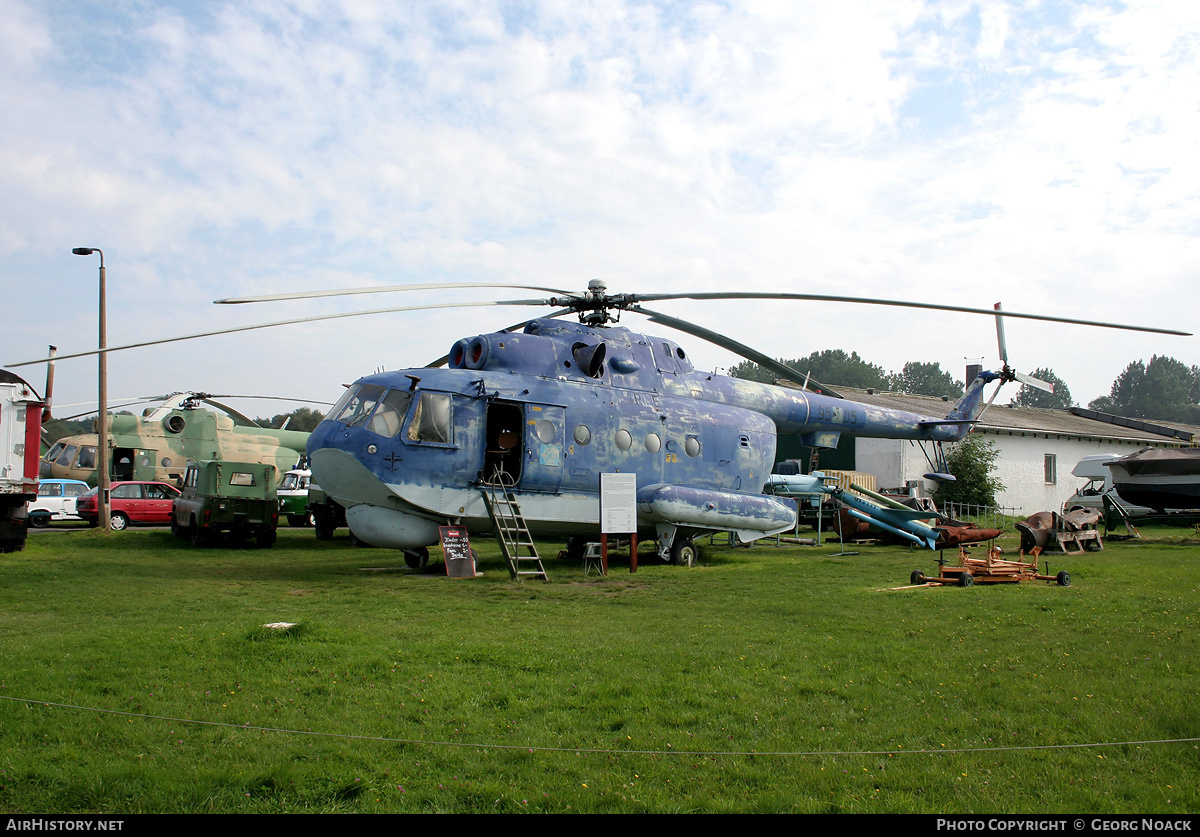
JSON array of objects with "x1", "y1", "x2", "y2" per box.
[{"x1": 307, "y1": 318, "x2": 998, "y2": 551}]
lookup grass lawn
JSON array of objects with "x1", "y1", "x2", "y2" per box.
[{"x1": 1, "y1": 523, "x2": 1196, "y2": 813}]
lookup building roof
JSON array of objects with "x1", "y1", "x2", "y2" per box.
[{"x1": 775, "y1": 381, "x2": 1200, "y2": 446}]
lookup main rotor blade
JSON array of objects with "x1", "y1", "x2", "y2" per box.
[
  {"x1": 994, "y1": 302, "x2": 1010, "y2": 364},
  {"x1": 424, "y1": 309, "x2": 575, "y2": 368},
  {"x1": 6, "y1": 298, "x2": 551, "y2": 368},
  {"x1": 626, "y1": 292, "x2": 1190, "y2": 336},
  {"x1": 199, "y1": 398, "x2": 262, "y2": 427},
  {"x1": 632, "y1": 306, "x2": 843, "y2": 398},
  {"x1": 216, "y1": 281, "x2": 574, "y2": 305},
  {"x1": 1014, "y1": 371, "x2": 1055, "y2": 393}
]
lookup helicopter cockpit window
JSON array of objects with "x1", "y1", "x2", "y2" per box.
[
  {"x1": 367, "y1": 389, "x2": 413, "y2": 438},
  {"x1": 77, "y1": 446, "x2": 96, "y2": 469},
  {"x1": 45, "y1": 442, "x2": 64, "y2": 463},
  {"x1": 407, "y1": 393, "x2": 452, "y2": 445},
  {"x1": 332, "y1": 384, "x2": 386, "y2": 428},
  {"x1": 56, "y1": 445, "x2": 78, "y2": 466}
]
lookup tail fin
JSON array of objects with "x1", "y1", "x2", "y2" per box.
[{"x1": 918, "y1": 370, "x2": 1002, "y2": 441}]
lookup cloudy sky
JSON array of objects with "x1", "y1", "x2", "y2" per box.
[{"x1": 3, "y1": 0, "x2": 1197, "y2": 420}]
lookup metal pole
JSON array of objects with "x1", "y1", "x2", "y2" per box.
[{"x1": 73, "y1": 248, "x2": 109, "y2": 530}]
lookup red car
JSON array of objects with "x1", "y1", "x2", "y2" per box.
[{"x1": 77, "y1": 481, "x2": 181, "y2": 530}]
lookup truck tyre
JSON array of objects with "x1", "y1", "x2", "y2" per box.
[{"x1": 313, "y1": 510, "x2": 335, "y2": 541}]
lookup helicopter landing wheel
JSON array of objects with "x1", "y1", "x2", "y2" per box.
[
  {"x1": 403, "y1": 547, "x2": 429, "y2": 570},
  {"x1": 671, "y1": 538, "x2": 698, "y2": 567}
]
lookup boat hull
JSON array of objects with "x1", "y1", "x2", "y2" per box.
[{"x1": 1107, "y1": 448, "x2": 1200, "y2": 511}]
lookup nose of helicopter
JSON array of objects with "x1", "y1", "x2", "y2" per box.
[{"x1": 307, "y1": 445, "x2": 442, "y2": 549}]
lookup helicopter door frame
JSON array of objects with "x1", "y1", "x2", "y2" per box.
[
  {"x1": 520, "y1": 403, "x2": 566, "y2": 494},
  {"x1": 483, "y1": 400, "x2": 525, "y2": 487},
  {"x1": 113, "y1": 447, "x2": 136, "y2": 482}
]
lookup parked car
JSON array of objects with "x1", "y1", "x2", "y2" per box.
[
  {"x1": 76, "y1": 481, "x2": 181, "y2": 530},
  {"x1": 27, "y1": 478, "x2": 91, "y2": 527}
]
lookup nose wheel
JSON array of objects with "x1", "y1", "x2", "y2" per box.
[
  {"x1": 403, "y1": 547, "x2": 430, "y2": 570},
  {"x1": 671, "y1": 538, "x2": 698, "y2": 567}
]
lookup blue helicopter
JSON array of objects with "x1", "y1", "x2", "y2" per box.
[
  {"x1": 10, "y1": 280, "x2": 1188, "y2": 568},
  {"x1": 233, "y1": 280, "x2": 1181, "y2": 567}
]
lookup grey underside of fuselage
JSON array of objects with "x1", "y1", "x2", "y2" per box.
[
  {"x1": 310, "y1": 447, "x2": 793, "y2": 548},
  {"x1": 311, "y1": 447, "x2": 601, "y2": 535}
]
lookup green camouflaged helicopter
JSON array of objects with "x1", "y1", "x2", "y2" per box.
[{"x1": 41, "y1": 392, "x2": 311, "y2": 487}]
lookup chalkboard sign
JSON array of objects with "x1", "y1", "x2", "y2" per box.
[{"x1": 440, "y1": 526, "x2": 477, "y2": 578}]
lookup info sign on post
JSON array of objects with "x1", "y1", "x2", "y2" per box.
[
  {"x1": 600, "y1": 472, "x2": 638, "y2": 573},
  {"x1": 600, "y1": 473, "x2": 637, "y2": 533}
]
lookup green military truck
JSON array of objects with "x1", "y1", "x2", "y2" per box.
[{"x1": 172, "y1": 460, "x2": 278, "y2": 547}]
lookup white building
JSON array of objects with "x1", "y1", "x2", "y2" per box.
[{"x1": 800, "y1": 387, "x2": 1199, "y2": 516}]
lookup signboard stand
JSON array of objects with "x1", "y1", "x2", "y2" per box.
[
  {"x1": 439, "y1": 526, "x2": 477, "y2": 578},
  {"x1": 600, "y1": 473, "x2": 638, "y2": 574}
]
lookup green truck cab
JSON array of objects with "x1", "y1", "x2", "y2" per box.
[
  {"x1": 277, "y1": 467, "x2": 312, "y2": 527},
  {"x1": 172, "y1": 460, "x2": 278, "y2": 547}
]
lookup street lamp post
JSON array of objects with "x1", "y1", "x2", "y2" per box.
[{"x1": 72, "y1": 247, "x2": 110, "y2": 531}]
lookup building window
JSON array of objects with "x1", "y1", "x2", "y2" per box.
[{"x1": 1044, "y1": 454, "x2": 1057, "y2": 485}]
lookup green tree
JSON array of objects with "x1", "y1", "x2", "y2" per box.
[
  {"x1": 254, "y1": 406, "x2": 326, "y2": 432},
  {"x1": 1088, "y1": 356, "x2": 1200, "y2": 423},
  {"x1": 1011, "y1": 367, "x2": 1073, "y2": 409},
  {"x1": 933, "y1": 435, "x2": 1005, "y2": 507},
  {"x1": 729, "y1": 350, "x2": 889, "y2": 390},
  {"x1": 889, "y1": 361, "x2": 963, "y2": 398},
  {"x1": 727, "y1": 359, "x2": 776, "y2": 383}
]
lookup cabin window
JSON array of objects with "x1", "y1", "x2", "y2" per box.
[
  {"x1": 333, "y1": 383, "x2": 386, "y2": 428},
  {"x1": 573, "y1": 425, "x2": 591, "y2": 446},
  {"x1": 685, "y1": 436, "x2": 701, "y2": 457},
  {"x1": 407, "y1": 393, "x2": 452, "y2": 444},
  {"x1": 1044, "y1": 454, "x2": 1057, "y2": 485},
  {"x1": 615, "y1": 429, "x2": 632, "y2": 451},
  {"x1": 368, "y1": 389, "x2": 413, "y2": 438},
  {"x1": 645, "y1": 433, "x2": 661, "y2": 454},
  {"x1": 535, "y1": 420, "x2": 557, "y2": 444}
]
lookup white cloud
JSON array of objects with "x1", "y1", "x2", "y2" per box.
[{"x1": 1, "y1": 0, "x2": 1197, "y2": 415}]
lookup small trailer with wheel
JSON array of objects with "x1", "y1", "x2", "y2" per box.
[{"x1": 909, "y1": 545, "x2": 1072, "y2": 587}]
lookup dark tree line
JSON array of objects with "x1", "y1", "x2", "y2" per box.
[
  {"x1": 253, "y1": 406, "x2": 326, "y2": 432},
  {"x1": 1087, "y1": 356, "x2": 1200, "y2": 424},
  {"x1": 731, "y1": 348, "x2": 1200, "y2": 425},
  {"x1": 728, "y1": 350, "x2": 965, "y2": 398}
]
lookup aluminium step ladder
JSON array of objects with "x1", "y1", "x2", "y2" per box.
[{"x1": 482, "y1": 482, "x2": 548, "y2": 580}]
